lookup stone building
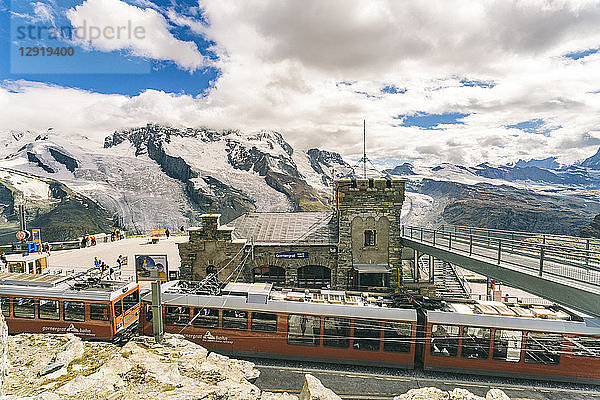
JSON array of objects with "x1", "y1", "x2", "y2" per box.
[{"x1": 178, "y1": 177, "x2": 405, "y2": 290}]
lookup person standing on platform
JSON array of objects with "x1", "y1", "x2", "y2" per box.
[{"x1": 165, "y1": 228, "x2": 170, "y2": 239}]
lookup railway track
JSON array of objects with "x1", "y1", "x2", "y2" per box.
[{"x1": 251, "y1": 361, "x2": 600, "y2": 400}]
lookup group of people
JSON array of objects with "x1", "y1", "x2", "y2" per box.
[
  {"x1": 110, "y1": 229, "x2": 124, "y2": 241},
  {"x1": 81, "y1": 235, "x2": 97, "y2": 248}
]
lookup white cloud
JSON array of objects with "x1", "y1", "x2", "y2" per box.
[
  {"x1": 3, "y1": 0, "x2": 600, "y2": 167},
  {"x1": 66, "y1": 0, "x2": 206, "y2": 71}
]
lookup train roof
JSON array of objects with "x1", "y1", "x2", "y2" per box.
[
  {"x1": 428, "y1": 300, "x2": 600, "y2": 336},
  {"x1": 0, "y1": 272, "x2": 138, "y2": 301},
  {"x1": 145, "y1": 281, "x2": 417, "y2": 322}
]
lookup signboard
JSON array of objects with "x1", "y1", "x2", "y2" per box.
[
  {"x1": 31, "y1": 228, "x2": 41, "y2": 244},
  {"x1": 275, "y1": 251, "x2": 309, "y2": 259},
  {"x1": 135, "y1": 254, "x2": 168, "y2": 282},
  {"x1": 121, "y1": 256, "x2": 128, "y2": 266}
]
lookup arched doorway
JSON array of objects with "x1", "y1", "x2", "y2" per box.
[
  {"x1": 297, "y1": 265, "x2": 331, "y2": 288},
  {"x1": 252, "y1": 265, "x2": 286, "y2": 284}
]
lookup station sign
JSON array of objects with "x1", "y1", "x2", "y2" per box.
[{"x1": 275, "y1": 251, "x2": 309, "y2": 259}]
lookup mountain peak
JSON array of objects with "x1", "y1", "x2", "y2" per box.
[{"x1": 581, "y1": 147, "x2": 600, "y2": 170}]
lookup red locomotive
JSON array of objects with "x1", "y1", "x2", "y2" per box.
[
  {"x1": 0, "y1": 270, "x2": 140, "y2": 341},
  {"x1": 140, "y1": 281, "x2": 600, "y2": 384}
]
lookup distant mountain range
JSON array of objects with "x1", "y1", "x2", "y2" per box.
[{"x1": 0, "y1": 124, "x2": 599, "y2": 240}]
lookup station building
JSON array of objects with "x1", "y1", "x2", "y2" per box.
[{"x1": 178, "y1": 177, "x2": 405, "y2": 291}]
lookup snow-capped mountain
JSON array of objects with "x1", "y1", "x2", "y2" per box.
[
  {"x1": 388, "y1": 154, "x2": 600, "y2": 235},
  {"x1": 0, "y1": 124, "x2": 351, "y2": 240}
]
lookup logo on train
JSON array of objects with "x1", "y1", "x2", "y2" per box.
[
  {"x1": 42, "y1": 324, "x2": 95, "y2": 337},
  {"x1": 202, "y1": 331, "x2": 233, "y2": 344}
]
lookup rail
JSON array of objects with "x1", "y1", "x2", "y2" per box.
[{"x1": 401, "y1": 225, "x2": 600, "y2": 287}]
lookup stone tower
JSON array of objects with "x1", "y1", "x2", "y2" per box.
[{"x1": 334, "y1": 177, "x2": 405, "y2": 289}]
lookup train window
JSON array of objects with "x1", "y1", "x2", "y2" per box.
[
  {"x1": 13, "y1": 298, "x2": 35, "y2": 319},
  {"x1": 222, "y1": 310, "x2": 248, "y2": 330},
  {"x1": 165, "y1": 306, "x2": 191, "y2": 326},
  {"x1": 64, "y1": 301, "x2": 85, "y2": 322},
  {"x1": 383, "y1": 321, "x2": 412, "y2": 353},
  {"x1": 251, "y1": 312, "x2": 277, "y2": 333},
  {"x1": 114, "y1": 299, "x2": 123, "y2": 318},
  {"x1": 569, "y1": 336, "x2": 600, "y2": 358},
  {"x1": 90, "y1": 304, "x2": 109, "y2": 321},
  {"x1": 461, "y1": 326, "x2": 491, "y2": 359},
  {"x1": 323, "y1": 317, "x2": 350, "y2": 348},
  {"x1": 492, "y1": 329, "x2": 522, "y2": 362},
  {"x1": 287, "y1": 314, "x2": 321, "y2": 346},
  {"x1": 1, "y1": 298, "x2": 9, "y2": 317},
  {"x1": 193, "y1": 308, "x2": 219, "y2": 328},
  {"x1": 353, "y1": 319, "x2": 381, "y2": 351},
  {"x1": 38, "y1": 299, "x2": 60, "y2": 320},
  {"x1": 524, "y1": 332, "x2": 562, "y2": 365},
  {"x1": 430, "y1": 324, "x2": 460, "y2": 357},
  {"x1": 122, "y1": 290, "x2": 140, "y2": 312}
]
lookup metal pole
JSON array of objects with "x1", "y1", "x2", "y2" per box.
[
  {"x1": 449, "y1": 232, "x2": 452, "y2": 250},
  {"x1": 429, "y1": 255, "x2": 434, "y2": 284},
  {"x1": 586, "y1": 239, "x2": 590, "y2": 267},
  {"x1": 469, "y1": 234, "x2": 473, "y2": 256},
  {"x1": 497, "y1": 240, "x2": 502, "y2": 264},
  {"x1": 433, "y1": 230, "x2": 436, "y2": 246},
  {"x1": 151, "y1": 280, "x2": 164, "y2": 344},
  {"x1": 539, "y1": 246, "x2": 545, "y2": 277},
  {"x1": 363, "y1": 120, "x2": 367, "y2": 179}
]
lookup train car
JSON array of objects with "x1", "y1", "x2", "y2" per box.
[
  {"x1": 141, "y1": 281, "x2": 418, "y2": 368},
  {"x1": 0, "y1": 271, "x2": 140, "y2": 341},
  {"x1": 423, "y1": 301, "x2": 600, "y2": 384}
]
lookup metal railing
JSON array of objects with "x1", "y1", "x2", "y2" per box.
[{"x1": 401, "y1": 225, "x2": 600, "y2": 287}]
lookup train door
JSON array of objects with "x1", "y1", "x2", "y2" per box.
[
  {"x1": 414, "y1": 309, "x2": 426, "y2": 367},
  {"x1": 112, "y1": 298, "x2": 124, "y2": 334}
]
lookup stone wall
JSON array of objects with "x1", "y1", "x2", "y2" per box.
[
  {"x1": 335, "y1": 178, "x2": 405, "y2": 288},
  {"x1": 249, "y1": 245, "x2": 337, "y2": 287},
  {"x1": 178, "y1": 214, "x2": 246, "y2": 282}
]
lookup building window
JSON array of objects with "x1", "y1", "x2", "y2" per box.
[
  {"x1": 287, "y1": 314, "x2": 321, "y2": 346},
  {"x1": 39, "y1": 299, "x2": 60, "y2": 320},
  {"x1": 90, "y1": 304, "x2": 109, "y2": 321},
  {"x1": 64, "y1": 301, "x2": 85, "y2": 322},
  {"x1": 368, "y1": 179, "x2": 374, "y2": 188},
  {"x1": 193, "y1": 308, "x2": 219, "y2": 328},
  {"x1": 252, "y1": 265, "x2": 285, "y2": 284},
  {"x1": 386, "y1": 179, "x2": 392, "y2": 188},
  {"x1": 364, "y1": 230, "x2": 376, "y2": 247},
  {"x1": 430, "y1": 324, "x2": 460, "y2": 357},
  {"x1": 297, "y1": 265, "x2": 331, "y2": 289}
]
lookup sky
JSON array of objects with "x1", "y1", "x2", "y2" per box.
[{"x1": 1, "y1": 0, "x2": 600, "y2": 167}]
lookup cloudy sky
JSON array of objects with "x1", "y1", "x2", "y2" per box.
[{"x1": 1, "y1": 0, "x2": 600, "y2": 167}]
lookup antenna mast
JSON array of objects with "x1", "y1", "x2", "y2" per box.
[{"x1": 363, "y1": 119, "x2": 367, "y2": 178}]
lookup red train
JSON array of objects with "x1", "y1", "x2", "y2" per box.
[
  {"x1": 141, "y1": 281, "x2": 600, "y2": 385},
  {"x1": 0, "y1": 270, "x2": 140, "y2": 341}
]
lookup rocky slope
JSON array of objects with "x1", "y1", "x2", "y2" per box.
[
  {"x1": 0, "y1": 332, "x2": 516, "y2": 400},
  {"x1": 0, "y1": 125, "x2": 352, "y2": 237},
  {"x1": 578, "y1": 214, "x2": 600, "y2": 238}
]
